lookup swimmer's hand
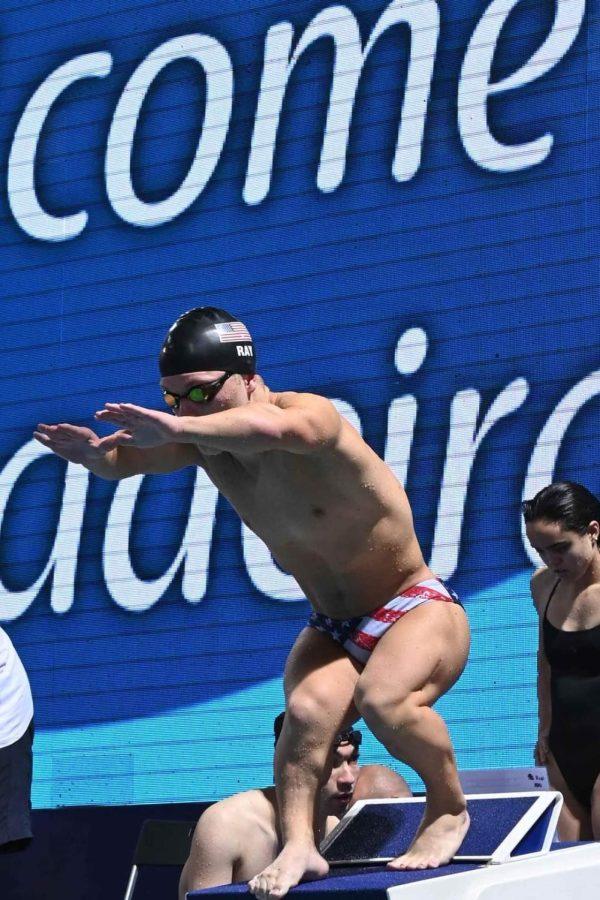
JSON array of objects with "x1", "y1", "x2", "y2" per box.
[
  {"x1": 34, "y1": 423, "x2": 118, "y2": 464},
  {"x1": 95, "y1": 403, "x2": 179, "y2": 449}
]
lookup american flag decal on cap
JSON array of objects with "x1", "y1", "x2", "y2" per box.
[{"x1": 214, "y1": 321, "x2": 252, "y2": 343}]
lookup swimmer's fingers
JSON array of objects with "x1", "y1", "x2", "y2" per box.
[
  {"x1": 33, "y1": 429, "x2": 51, "y2": 445},
  {"x1": 59, "y1": 423, "x2": 99, "y2": 440},
  {"x1": 96, "y1": 403, "x2": 161, "y2": 426},
  {"x1": 36, "y1": 422, "x2": 76, "y2": 437},
  {"x1": 96, "y1": 404, "x2": 176, "y2": 447},
  {"x1": 33, "y1": 423, "x2": 108, "y2": 463},
  {"x1": 35, "y1": 422, "x2": 57, "y2": 437},
  {"x1": 96, "y1": 430, "x2": 134, "y2": 451},
  {"x1": 33, "y1": 430, "x2": 63, "y2": 450},
  {"x1": 34, "y1": 423, "x2": 101, "y2": 446},
  {"x1": 95, "y1": 404, "x2": 131, "y2": 425},
  {"x1": 100, "y1": 402, "x2": 152, "y2": 415}
]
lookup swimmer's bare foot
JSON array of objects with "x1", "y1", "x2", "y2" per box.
[
  {"x1": 387, "y1": 807, "x2": 470, "y2": 870},
  {"x1": 248, "y1": 842, "x2": 329, "y2": 899}
]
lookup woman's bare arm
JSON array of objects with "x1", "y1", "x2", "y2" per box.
[{"x1": 531, "y1": 568, "x2": 553, "y2": 764}]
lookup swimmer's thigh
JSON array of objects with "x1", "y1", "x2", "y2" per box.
[
  {"x1": 357, "y1": 601, "x2": 470, "y2": 710},
  {"x1": 283, "y1": 627, "x2": 362, "y2": 733}
]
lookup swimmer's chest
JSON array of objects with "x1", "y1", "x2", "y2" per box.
[
  {"x1": 549, "y1": 584, "x2": 600, "y2": 631},
  {"x1": 202, "y1": 450, "x2": 344, "y2": 533}
]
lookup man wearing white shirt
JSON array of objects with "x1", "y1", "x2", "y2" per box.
[{"x1": 0, "y1": 627, "x2": 34, "y2": 852}]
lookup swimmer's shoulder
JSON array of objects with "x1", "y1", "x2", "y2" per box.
[
  {"x1": 269, "y1": 391, "x2": 344, "y2": 450},
  {"x1": 578, "y1": 579, "x2": 600, "y2": 611},
  {"x1": 198, "y1": 787, "x2": 276, "y2": 836},
  {"x1": 273, "y1": 390, "x2": 336, "y2": 414},
  {"x1": 272, "y1": 390, "x2": 363, "y2": 441},
  {"x1": 530, "y1": 566, "x2": 554, "y2": 614},
  {"x1": 228, "y1": 787, "x2": 278, "y2": 839}
]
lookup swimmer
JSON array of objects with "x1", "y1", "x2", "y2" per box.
[
  {"x1": 523, "y1": 481, "x2": 600, "y2": 840},
  {"x1": 35, "y1": 306, "x2": 470, "y2": 897},
  {"x1": 178, "y1": 716, "x2": 411, "y2": 897}
]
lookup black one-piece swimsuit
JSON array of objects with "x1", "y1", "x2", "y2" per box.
[{"x1": 543, "y1": 579, "x2": 600, "y2": 809}]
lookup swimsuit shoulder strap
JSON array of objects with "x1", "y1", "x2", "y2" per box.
[{"x1": 543, "y1": 577, "x2": 561, "y2": 621}]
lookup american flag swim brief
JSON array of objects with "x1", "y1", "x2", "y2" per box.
[{"x1": 307, "y1": 578, "x2": 461, "y2": 664}]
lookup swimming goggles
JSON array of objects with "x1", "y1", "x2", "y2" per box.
[{"x1": 162, "y1": 372, "x2": 234, "y2": 411}]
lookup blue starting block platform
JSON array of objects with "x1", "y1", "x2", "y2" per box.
[
  {"x1": 321, "y1": 791, "x2": 561, "y2": 864},
  {"x1": 188, "y1": 792, "x2": 600, "y2": 899}
]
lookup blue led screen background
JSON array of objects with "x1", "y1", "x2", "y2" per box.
[{"x1": 0, "y1": 0, "x2": 598, "y2": 807}]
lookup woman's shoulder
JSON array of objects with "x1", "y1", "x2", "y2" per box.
[
  {"x1": 579, "y1": 580, "x2": 600, "y2": 608},
  {"x1": 530, "y1": 567, "x2": 554, "y2": 613}
]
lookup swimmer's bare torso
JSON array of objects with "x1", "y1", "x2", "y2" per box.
[
  {"x1": 35, "y1": 381, "x2": 430, "y2": 619},
  {"x1": 198, "y1": 392, "x2": 428, "y2": 617}
]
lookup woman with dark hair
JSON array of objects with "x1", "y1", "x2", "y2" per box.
[{"x1": 522, "y1": 481, "x2": 600, "y2": 840}]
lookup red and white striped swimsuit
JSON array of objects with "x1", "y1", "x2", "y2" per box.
[{"x1": 308, "y1": 577, "x2": 461, "y2": 665}]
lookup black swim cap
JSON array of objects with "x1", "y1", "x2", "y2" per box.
[
  {"x1": 273, "y1": 713, "x2": 362, "y2": 751},
  {"x1": 159, "y1": 307, "x2": 255, "y2": 377}
]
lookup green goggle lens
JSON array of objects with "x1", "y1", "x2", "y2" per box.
[{"x1": 187, "y1": 386, "x2": 210, "y2": 402}]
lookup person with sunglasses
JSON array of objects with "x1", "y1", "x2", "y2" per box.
[
  {"x1": 34, "y1": 306, "x2": 470, "y2": 898},
  {"x1": 178, "y1": 715, "x2": 411, "y2": 897}
]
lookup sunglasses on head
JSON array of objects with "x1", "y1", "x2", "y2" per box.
[{"x1": 162, "y1": 372, "x2": 234, "y2": 411}]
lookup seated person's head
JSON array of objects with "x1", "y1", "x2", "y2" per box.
[{"x1": 351, "y1": 764, "x2": 412, "y2": 806}]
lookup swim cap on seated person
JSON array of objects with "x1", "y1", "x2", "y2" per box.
[
  {"x1": 273, "y1": 713, "x2": 362, "y2": 751},
  {"x1": 159, "y1": 307, "x2": 255, "y2": 377}
]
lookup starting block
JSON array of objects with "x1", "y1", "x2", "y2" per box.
[
  {"x1": 321, "y1": 792, "x2": 562, "y2": 865},
  {"x1": 189, "y1": 791, "x2": 600, "y2": 898}
]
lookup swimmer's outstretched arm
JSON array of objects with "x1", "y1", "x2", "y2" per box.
[
  {"x1": 33, "y1": 422, "x2": 199, "y2": 479},
  {"x1": 96, "y1": 394, "x2": 341, "y2": 455}
]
